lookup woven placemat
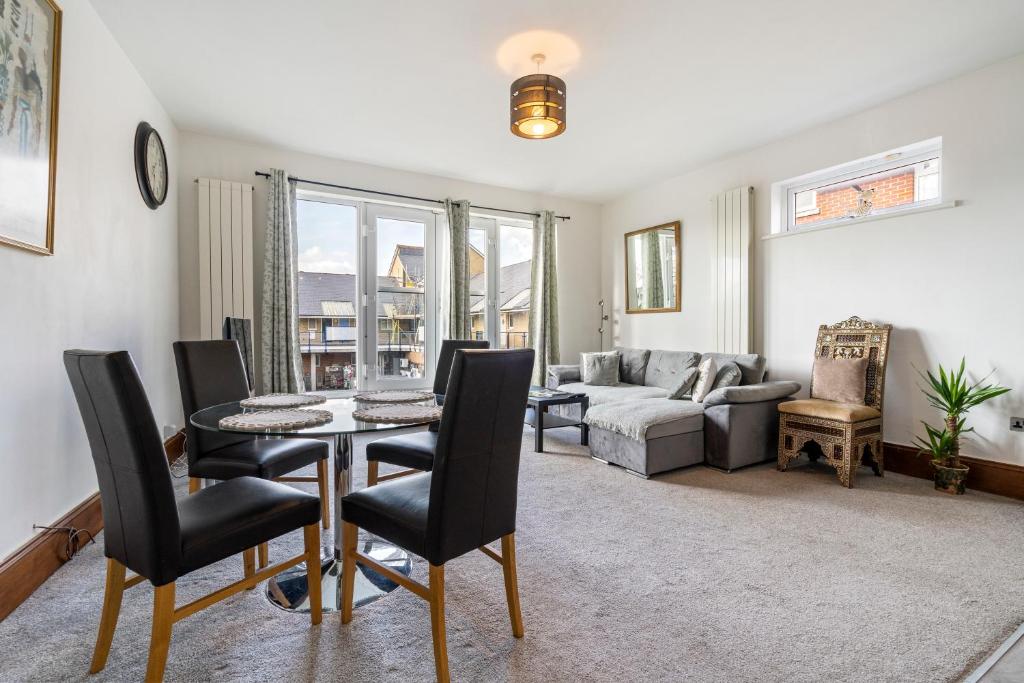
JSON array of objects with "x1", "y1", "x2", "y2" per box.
[
  {"x1": 353, "y1": 390, "x2": 435, "y2": 404},
  {"x1": 218, "y1": 408, "x2": 333, "y2": 431},
  {"x1": 352, "y1": 404, "x2": 442, "y2": 424},
  {"x1": 239, "y1": 393, "x2": 327, "y2": 409}
]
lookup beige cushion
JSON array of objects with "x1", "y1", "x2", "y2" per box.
[
  {"x1": 811, "y1": 356, "x2": 868, "y2": 404},
  {"x1": 691, "y1": 356, "x2": 718, "y2": 403},
  {"x1": 778, "y1": 398, "x2": 880, "y2": 422}
]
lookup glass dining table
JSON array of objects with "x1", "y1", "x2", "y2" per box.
[{"x1": 190, "y1": 396, "x2": 436, "y2": 614}]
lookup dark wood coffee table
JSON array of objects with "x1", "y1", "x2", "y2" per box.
[{"x1": 525, "y1": 386, "x2": 589, "y2": 453}]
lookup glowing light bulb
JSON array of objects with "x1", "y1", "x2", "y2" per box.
[{"x1": 532, "y1": 123, "x2": 546, "y2": 135}]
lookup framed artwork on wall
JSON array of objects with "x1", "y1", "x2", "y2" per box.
[{"x1": 0, "y1": 0, "x2": 62, "y2": 255}]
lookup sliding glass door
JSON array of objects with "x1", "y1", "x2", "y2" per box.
[{"x1": 363, "y1": 204, "x2": 437, "y2": 389}]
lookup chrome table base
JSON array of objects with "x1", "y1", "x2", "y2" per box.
[
  {"x1": 266, "y1": 538, "x2": 411, "y2": 613},
  {"x1": 266, "y1": 432, "x2": 410, "y2": 614}
]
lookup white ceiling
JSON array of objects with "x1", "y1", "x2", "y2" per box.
[{"x1": 91, "y1": 0, "x2": 1024, "y2": 202}]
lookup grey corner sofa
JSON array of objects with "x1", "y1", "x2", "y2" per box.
[{"x1": 546, "y1": 349, "x2": 800, "y2": 478}]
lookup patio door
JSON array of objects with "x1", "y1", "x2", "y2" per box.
[
  {"x1": 468, "y1": 217, "x2": 498, "y2": 346},
  {"x1": 466, "y1": 216, "x2": 534, "y2": 349},
  {"x1": 362, "y1": 204, "x2": 437, "y2": 389}
]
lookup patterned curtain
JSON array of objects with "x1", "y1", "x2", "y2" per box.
[
  {"x1": 645, "y1": 230, "x2": 664, "y2": 308},
  {"x1": 261, "y1": 169, "x2": 304, "y2": 393},
  {"x1": 529, "y1": 210, "x2": 560, "y2": 385},
  {"x1": 445, "y1": 199, "x2": 471, "y2": 339}
]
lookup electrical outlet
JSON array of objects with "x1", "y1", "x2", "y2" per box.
[{"x1": 1011, "y1": 417, "x2": 1024, "y2": 432}]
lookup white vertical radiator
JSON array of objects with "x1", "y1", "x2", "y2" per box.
[
  {"x1": 197, "y1": 178, "x2": 254, "y2": 339},
  {"x1": 711, "y1": 186, "x2": 753, "y2": 354}
]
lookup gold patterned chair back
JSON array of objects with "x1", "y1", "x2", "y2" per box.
[{"x1": 812, "y1": 316, "x2": 892, "y2": 411}]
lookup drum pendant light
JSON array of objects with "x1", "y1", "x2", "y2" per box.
[{"x1": 510, "y1": 54, "x2": 566, "y2": 139}]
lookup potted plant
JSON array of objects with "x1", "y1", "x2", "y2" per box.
[{"x1": 915, "y1": 359, "x2": 1011, "y2": 495}]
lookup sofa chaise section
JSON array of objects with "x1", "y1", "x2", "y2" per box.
[{"x1": 584, "y1": 399, "x2": 704, "y2": 477}]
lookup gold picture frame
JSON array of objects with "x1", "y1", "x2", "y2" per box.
[
  {"x1": 624, "y1": 221, "x2": 681, "y2": 314},
  {"x1": 0, "y1": 0, "x2": 62, "y2": 255}
]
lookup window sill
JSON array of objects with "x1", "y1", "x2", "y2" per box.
[{"x1": 763, "y1": 200, "x2": 958, "y2": 241}]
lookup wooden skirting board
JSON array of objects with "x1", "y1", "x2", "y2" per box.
[
  {"x1": 0, "y1": 432, "x2": 185, "y2": 622},
  {"x1": 0, "y1": 492, "x2": 103, "y2": 622},
  {"x1": 883, "y1": 442, "x2": 1024, "y2": 501}
]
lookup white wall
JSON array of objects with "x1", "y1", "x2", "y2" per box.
[
  {"x1": 176, "y1": 132, "x2": 602, "y2": 364},
  {"x1": 0, "y1": 1, "x2": 179, "y2": 559},
  {"x1": 601, "y1": 54, "x2": 1024, "y2": 464}
]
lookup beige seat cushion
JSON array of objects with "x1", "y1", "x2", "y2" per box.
[{"x1": 778, "y1": 398, "x2": 880, "y2": 423}]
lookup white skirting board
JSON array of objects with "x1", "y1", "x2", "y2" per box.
[
  {"x1": 711, "y1": 186, "x2": 753, "y2": 354},
  {"x1": 197, "y1": 178, "x2": 254, "y2": 339}
]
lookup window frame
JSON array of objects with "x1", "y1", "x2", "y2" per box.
[
  {"x1": 770, "y1": 137, "x2": 943, "y2": 235},
  {"x1": 363, "y1": 202, "x2": 437, "y2": 390},
  {"x1": 468, "y1": 216, "x2": 499, "y2": 347},
  {"x1": 294, "y1": 187, "x2": 537, "y2": 388},
  {"x1": 294, "y1": 194, "x2": 362, "y2": 392},
  {"x1": 467, "y1": 214, "x2": 535, "y2": 349}
]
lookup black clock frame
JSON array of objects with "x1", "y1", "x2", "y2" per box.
[{"x1": 134, "y1": 121, "x2": 167, "y2": 210}]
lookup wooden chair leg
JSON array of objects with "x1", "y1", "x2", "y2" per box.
[
  {"x1": 89, "y1": 558, "x2": 126, "y2": 674},
  {"x1": 776, "y1": 427, "x2": 789, "y2": 471},
  {"x1": 145, "y1": 582, "x2": 175, "y2": 683},
  {"x1": 188, "y1": 477, "x2": 201, "y2": 494},
  {"x1": 428, "y1": 564, "x2": 450, "y2": 683},
  {"x1": 317, "y1": 459, "x2": 330, "y2": 529},
  {"x1": 500, "y1": 534, "x2": 524, "y2": 638},
  {"x1": 838, "y1": 439, "x2": 855, "y2": 488},
  {"x1": 303, "y1": 523, "x2": 323, "y2": 625},
  {"x1": 258, "y1": 542, "x2": 269, "y2": 569},
  {"x1": 367, "y1": 460, "x2": 379, "y2": 487},
  {"x1": 243, "y1": 547, "x2": 256, "y2": 588},
  {"x1": 340, "y1": 521, "x2": 358, "y2": 624}
]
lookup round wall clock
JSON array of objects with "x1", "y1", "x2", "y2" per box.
[{"x1": 134, "y1": 121, "x2": 168, "y2": 209}]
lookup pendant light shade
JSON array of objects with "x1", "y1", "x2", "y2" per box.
[{"x1": 510, "y1": 55, "x2": 566, "y2": 139}]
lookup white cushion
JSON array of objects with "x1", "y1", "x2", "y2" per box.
[{"x1": 691, "y1": 356, "x2": 718, "y2": 402}]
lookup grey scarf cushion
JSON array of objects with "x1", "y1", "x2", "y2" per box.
[
  {"x1": 667, "y1": 367, "x2": 699, "y2": 399},
  {"x1": 581, "y1": 351, "x2": 620, "y2": 386},
  {"x1": 712, "y1": 361, "x2": 743, "y2": 391},
  {"x1": 644, "y1": 350, "x2": 701, "y2": 389}
]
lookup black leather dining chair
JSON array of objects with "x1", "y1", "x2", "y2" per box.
[
  {"x1": 365, "y1": 338, "x2": 488, "y2": 486},
  {"x1": 64, "y1": 350, "x2": 322, "y2": 682},
  {"x1": 340, "y1": 348, "x2": 534, "y2": 683},
  {"x1": 173, "y1": 340, "x2": 330, "y2": 544}
]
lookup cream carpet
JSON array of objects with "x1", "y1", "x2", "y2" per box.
[{"x1": 2, "y1": 426, "x2": 1023, "y2": 682}]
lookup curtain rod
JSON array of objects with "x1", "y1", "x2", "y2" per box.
[{"x1": 252, "y1": 171, "x2": 570, "y2": 221}]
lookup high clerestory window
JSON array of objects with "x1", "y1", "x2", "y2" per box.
[{"x1": 770, "y1": 137, "x2": 943, "y2": 235}]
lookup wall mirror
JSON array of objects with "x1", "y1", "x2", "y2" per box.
[{"x1": 625, "y1": 221, "x2": 681, "y2": 313}]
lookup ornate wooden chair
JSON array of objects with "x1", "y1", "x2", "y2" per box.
[{"x1": 777, "y1": 316, "x2": 892, "y2": 488}]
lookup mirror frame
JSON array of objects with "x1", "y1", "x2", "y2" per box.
[{"x1": 624, "y1": 220, "x2": 681, "y2": 314}]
